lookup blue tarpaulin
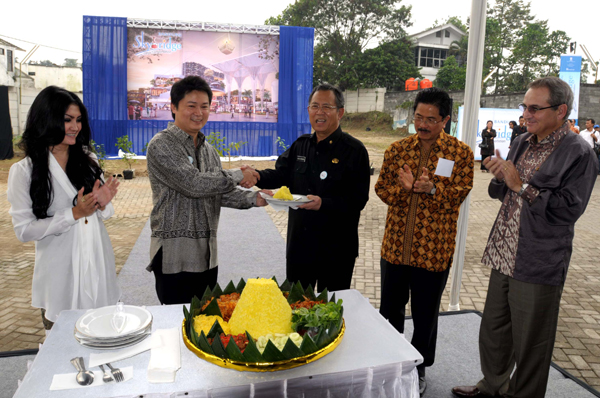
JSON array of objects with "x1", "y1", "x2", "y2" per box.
[{"x1": 82, "y1": 16, "x2": 314, "y2": 156}]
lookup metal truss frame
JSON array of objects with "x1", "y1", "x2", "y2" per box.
[{"x1": 126, "y1": 19, "x2": 280, "y2": 35}]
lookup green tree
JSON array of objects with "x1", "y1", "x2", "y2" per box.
[
  {"x1": 475, "y1": 0, "x2": 571, "y2": 94},
  {"x1": 434, "y1": 56, "x2": 466, "y2": 91},
  {"x1": 449, "y1": 35, "x2": 469, "y2": 67},
  {"x1": 484, "y1": 0, "x2": 534, "y2": 93},
  {"x1": 30, "y1": 60, "x2": 57, "y2": 67},
  {"x1": 266, "y1": 0, "x2": 412, "y2": 90},
  {"x1": 63, "y1": 58, "x2": 79, "y2": 67},
  {"x1": 430, "y1": 16, "x2": 468, "y2": 33},
  {"x1": 356, "y1": 39, "x2": 421, "y2": 90}
]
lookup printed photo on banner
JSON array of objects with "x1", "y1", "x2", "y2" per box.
[
  {"x1": 456, "y1": 107, "x2": 523, "y2": 161},
  {"x1": 126, "y1": 29, "x2": 279, "y2": 123}
]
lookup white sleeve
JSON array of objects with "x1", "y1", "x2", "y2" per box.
[
  {"x1": 7, "y1": 162, "x2": 78, "y2": 243},
  {"x1": 96, "y1": 202, "x2": 114, "y2": 220}
]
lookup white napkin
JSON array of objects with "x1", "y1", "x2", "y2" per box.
[
  {"x1": 147, "y1": 328, "x2": 181, "y2": 383},
  {"x1": 89, "y1": 334, "x2": 158, "y2": 368},
  {"x1": 49, "y1": 367, "x2": 133, "y2": 390}
]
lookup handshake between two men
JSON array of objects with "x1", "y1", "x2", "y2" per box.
[{"x1": 239, "y1": 165, "x2": 272, "y2": 207}]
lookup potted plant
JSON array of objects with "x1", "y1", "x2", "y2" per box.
[{"x1": 115, "y1": 135, "x2": 136, "y2": 179}]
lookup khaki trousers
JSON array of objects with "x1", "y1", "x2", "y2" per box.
[{"x1": 477, "y1": 269, "x2": 563, "y2": 398}]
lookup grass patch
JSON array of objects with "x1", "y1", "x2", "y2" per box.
[{"x1": 341, "y1": 111, "x2": 394, "y2": 133}]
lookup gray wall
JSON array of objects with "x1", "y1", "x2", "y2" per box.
[{"x1": 379, "y1": 83, "x2": 600, "y2": 128}]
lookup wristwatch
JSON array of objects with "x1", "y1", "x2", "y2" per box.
[
  {"x1": 517, "y1": 183, "x2": 529, "y2": 197},
  {"x1": 428, "y1": 184, "x2": 436, "y2": 195}
]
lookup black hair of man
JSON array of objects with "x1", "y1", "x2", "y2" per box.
[
  {"x1": 413, "y1": 87, "x2": 452, "y2": 119},
  {"x1": 170, "y1": 76, "x2": 213, "y2": 119},
  {"x1": 519, "y1": 116, "x2": 524, "y2": 120},
  {"x1": 588, "y1": 118, "x2": 596, "y2": 124},
  {"x1": 308, "y1": 83, "x2": 345, "y2": 109}
]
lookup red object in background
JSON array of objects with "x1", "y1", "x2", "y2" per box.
[
  {"x1": 420, "y1": 79, "x2": 432, "y2": 89},
  {"x1": 405, "y1": 78, "x2": 419, "y2": 91}
]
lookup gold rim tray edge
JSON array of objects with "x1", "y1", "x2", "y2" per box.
[{"x1": 182, "y1": 319, "x2": 345, "y2": 372}]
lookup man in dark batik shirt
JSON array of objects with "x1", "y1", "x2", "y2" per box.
[{"x1": 452, "y1": 77, "x2": 598, "y2": 398}]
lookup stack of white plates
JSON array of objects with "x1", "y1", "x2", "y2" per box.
[{"x1": 74, "y1": 305, "x2": 152, "y2": 350}]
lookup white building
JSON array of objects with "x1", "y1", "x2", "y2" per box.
[
  {"x1": 3, "y1": 60, "x2": 83, "y2": 136},
  {"x1": 409, "y1": 23, "x2": 467, "y2": 82},
  {"x1": 22, "y1": 64, "x2": 82, "y2": 92},
  {"x1": 0, "y1": 38, "x2": 24, "y2": 87}
]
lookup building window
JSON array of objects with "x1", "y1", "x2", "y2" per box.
[
  {"x1": 436, "y1": 31, "x2": 441, "y2": 38},
  {"x1": 419, "y1": 48, "x2": 448, "y2": 69},
  {"x1": 445, "y1": 30, "x2": 450, "y2": 38},
  {"x1": 0, "y1": 48, "x2": 4, "y2": 55},
  {"x1": 7, "y1": 50, "x2": 13, "y2": 72},
  {"x1": 28, "y1": 72, "x2": 36, "y2": 76}
]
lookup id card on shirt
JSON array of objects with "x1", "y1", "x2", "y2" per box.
[{"x1": 435, "y1": 158, "x2": 454, "y2": 177}]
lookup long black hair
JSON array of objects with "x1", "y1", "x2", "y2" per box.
[{"x1": 19, "y1": 86, "x2": 102, "y2": 219}]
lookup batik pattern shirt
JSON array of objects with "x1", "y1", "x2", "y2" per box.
[
  {"x1": 147, "y1": 122, "x2": 256, "y2": 274},
  {"x1": 376, "y1": 132, "x2": 474, "y2": 272}
]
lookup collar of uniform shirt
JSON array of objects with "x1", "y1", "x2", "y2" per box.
[{"x1": 310, "y1": 125, "x2": 343, "y2": 147}]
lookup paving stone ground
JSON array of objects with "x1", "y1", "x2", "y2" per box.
[{"x1": 2, "y1": 160, "x2": 600, "y2": 388}]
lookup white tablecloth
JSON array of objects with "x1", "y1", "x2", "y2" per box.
[{"x1": 13, "y1": 289, "x2": 423, "y2": 398}]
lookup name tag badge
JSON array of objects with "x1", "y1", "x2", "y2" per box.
[
  {"x1": 434, "y1": 158, "x2": 454, "y2": 177},
  {"x1": 320, "y1": 171, "x2": 328, "y2": 180},
  {"x1": 297, "y1": 156, "x2": 306, "y2": 162},
  {"x1": 187, "y1": 156, "x2": 194, "y2": 164}
]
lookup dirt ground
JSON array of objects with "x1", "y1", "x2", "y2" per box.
[{"x1": 0, "y1": 128, "x2": 405, "y2": 184}]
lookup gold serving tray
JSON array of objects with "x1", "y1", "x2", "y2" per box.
[{"x1": 182, "y1": 320, "x2": 345, "y2": 372}]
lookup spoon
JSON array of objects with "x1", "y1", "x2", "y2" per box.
[
  {"x1": 99, "y1": 364, "x2": 114, "y2": 383},
  {"x1": 70, "y1": 357, "x2": 94, "y2": 386}
]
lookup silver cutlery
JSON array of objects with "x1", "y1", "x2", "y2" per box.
[
  {"x1": 106, "y1": 362, "x2": 124, "y2": 382},
  {"x1": 99, "y1": 364, "x2": 114, "y2": 383},
  {"x1": 70, "y1": 357, "x2": 94, "y2": 386}
]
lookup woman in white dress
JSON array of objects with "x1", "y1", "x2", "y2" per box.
[{"x1": 7, "y1": 86, "x2": 121, "y2": 329}]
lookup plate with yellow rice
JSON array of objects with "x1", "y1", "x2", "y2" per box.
[{"x1": 260, "y1": 186, "x2": 312, "y2": 207}]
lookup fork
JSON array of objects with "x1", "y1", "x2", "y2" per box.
[{"x1": 105, "y1": 363, "x2": 124, "y2": 382}]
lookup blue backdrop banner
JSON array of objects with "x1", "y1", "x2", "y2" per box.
[
  {"x1": 559, "y1": 55, "x2": 582, "y2": 122},
  {"x1": 82, "y1": 17, "x2": 314, "y2": 157}
]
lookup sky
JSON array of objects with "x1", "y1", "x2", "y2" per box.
[{"x1": 1, "y1": 0, "x2": 598, "y2": 82}]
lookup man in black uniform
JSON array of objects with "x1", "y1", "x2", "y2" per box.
[{"x1": 257, "y1": 83, "x2": 370, "y2": 291}]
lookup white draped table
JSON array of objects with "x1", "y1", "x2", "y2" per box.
[{"x1": 13, "y1": 289, "x2": 422, "y2": 398}]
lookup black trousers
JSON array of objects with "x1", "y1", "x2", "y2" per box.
[
  {"x1": 379, "y1": 258, "x2": 449, "y2": 369},
  {"x1": 151, "y1": 248, "x2": 218, "y2": 305},
  {"x1": 286, "y1": 255, "x2": 356, "y2": 292},
  {"x1": 480, "y1": 153, "x2": 492, "y2": 170}
]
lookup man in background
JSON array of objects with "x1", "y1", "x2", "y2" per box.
[
  {"x1": 579, "y1": 118, "x2": 597, "y2": 149},
  {"x1": 510, "y1": 115, "x2": 527, "y2": 146}
]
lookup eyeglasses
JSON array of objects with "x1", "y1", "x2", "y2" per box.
[
  {"x1": 308, "y1": 104, "x2": 338, "y2": 113},
  {"x1": 518, "y1": 103, "x2": 563, "y2": 114},
  {"x1": 414, "y1": 116, "x2": 444, "y2": 126}
]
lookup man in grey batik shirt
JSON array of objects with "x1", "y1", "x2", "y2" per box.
[{"x1": 146, "y1": 76, "x2": 269, "y2": 305}]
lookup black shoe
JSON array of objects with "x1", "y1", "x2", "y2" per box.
[
  {"x1": 418, "y1": 367, "x2": 426, "y2": 396},
  {"x1": 451, "y1": 385, "x2": 491, "y2": 397}
]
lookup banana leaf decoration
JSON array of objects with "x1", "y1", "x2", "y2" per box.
[{"x1": 182, "y1": 277, "x2": 343, "y2": 364}]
